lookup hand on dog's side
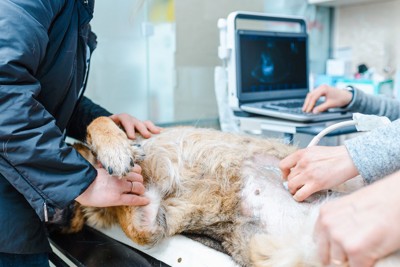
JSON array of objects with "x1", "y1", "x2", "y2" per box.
[
  {"x1": 75, "y1": 164, "x2": 149, "y2": 207},
  {"x1": 110, "y1": 113, "x2": 162, "y2": 139}
]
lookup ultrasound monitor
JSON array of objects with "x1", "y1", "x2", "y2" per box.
[{"x1": 236, "y1": 30, "x2": 309, "y2": 102}]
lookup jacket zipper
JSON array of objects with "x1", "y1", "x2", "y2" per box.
[
  {"x1": 43, "y1": 202, "x2": 49, "y2": 222},
  {"x1": 12, "y1": 168, "x2": 51, "y2": 222}
]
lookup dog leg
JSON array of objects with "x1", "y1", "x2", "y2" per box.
[
  {"x1": 60, "y1": 202, "x2": 86, "y2": 233},
  {"x1": 116, "y1": 188, "x2": 225, "y2": 247},
  {"x1": 249, "y1": 224, "x2": 320, "y2": 267},
  {"x1": 60, "y1": 143, "x2": 96, "y2": 233},
  {"x1": 86, "y1": 116, "x2": 145, "y2": 177},
  {"x1": 64, "y1": 141, "x2": 120, "y2": 232},
  {"x1": 116, "y1": 186, "x2": 168, "y2": 246},
  {"x1": 219, "y1": 220, "x2": 265, "y2": 267},
  {"x1": 250, "y1": 231, "x2": 400, "y2": 267}
]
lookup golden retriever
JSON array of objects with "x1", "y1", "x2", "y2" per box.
[{"x1": 66, "y1": 116, "x2": 400, "y2": 267}]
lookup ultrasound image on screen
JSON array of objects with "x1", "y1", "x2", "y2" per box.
[{"x1": 239, "y1": 33, "x2": 308, "y2": 93}]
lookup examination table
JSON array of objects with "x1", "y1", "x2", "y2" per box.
[{"x1": 49, "y1": 224, "x2": 238, "y2": 267}]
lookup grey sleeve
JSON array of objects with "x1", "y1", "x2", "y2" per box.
[
  {"x1": 346, "y1": 89, "x2": 400, "y2": 121},
  {"x1": 344, "y1": 119, "x2": 400, "y2": 183}
]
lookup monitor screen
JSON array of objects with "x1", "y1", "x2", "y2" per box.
[{"x1": 237, "y1": 31, "x2": 308, "y2": 95}]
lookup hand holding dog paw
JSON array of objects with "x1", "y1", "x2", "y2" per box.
[
  {"x1": 110, "y1": 113, "x2": 162, "y2": 139},
  {"x1": 314, "y1": 170, "x2": 400, "y2": 267},
  {"x1": 279, "y1": 145, "x2": 358, "y2": 202},
  {"x1": 87, "y1": 116, "x2": 149, "y2": 177},
  {"x1": 75, "y1": 168, "x2": 149, "y2": 207}
]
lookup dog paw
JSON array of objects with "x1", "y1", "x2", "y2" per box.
[
  {"x1": 95, "y1": 140, "x2": 146, "y2": 177},
  {"x1": 95, "y1": 136, "x2": 135, "y2": 177},
  {"x1": 86, "y1": 116, "x2": 145, "y2": 177},
  {"x1": 130, "y1": 141, "x2": 146, "y2": 163}
]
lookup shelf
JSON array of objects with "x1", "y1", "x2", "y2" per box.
[{"x1": 308, "y1": 0, "x2": 380, "y2": 7}]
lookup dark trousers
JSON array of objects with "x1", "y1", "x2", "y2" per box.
[{"x1": 0, "y1": 252, "x2": 49, "y2": 267}]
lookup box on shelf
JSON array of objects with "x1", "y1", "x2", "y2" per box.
[
  {"x1": 313, "y1": 75, "x2": 394, "y2": 98},
  {"x1": 335, "y1": 79, "x2": 394, "y2": 98},
  {"x1": 326, "y1": 59, "x2": 352, "y2": 77},
  {"x1": 314, "y1": 74, "x2": 341, "y2": 88}
]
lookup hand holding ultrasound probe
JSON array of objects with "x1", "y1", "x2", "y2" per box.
[
  {"x1": 279, "y1": 85, "x2": 400, "y2": 267},
  {"x1": 280, "y1": 84, "x2": 356, "y2": 202}
]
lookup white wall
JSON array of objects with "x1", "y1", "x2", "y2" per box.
[
  {"x1": 174, "y1": 0, "x2": 331, "y2": 121},
  {"x1": 333, "y1": 0, "x2": 400, "y2": 75},
  {"x1": 87, "y1": 0, "x2": 150, "y2": 120},
  {"x1": 173, "y1": 0, "x2": 265, "y2": 121},
  {"x1": 87, "y1": 0, "x2": 331, "y2": 125}
]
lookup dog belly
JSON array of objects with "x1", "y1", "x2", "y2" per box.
[{"x1": 239, "y1": 155, "x2": 319, "y2": 236}]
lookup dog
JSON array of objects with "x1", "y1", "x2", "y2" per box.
[{"x1": 66, "y1": 116, "x2": 400, "y2": 267}]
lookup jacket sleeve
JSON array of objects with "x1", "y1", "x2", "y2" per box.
[
  {"x1": 347, "y1": 89, "x2": 400, "y2": 121},
  {"x1": 345, "y1": 119, "x2": 400, "y2": 184},
  {"x1": 66, "y1": 96, "x2": 113, "y2": 142},
  {"x1": 0, "y1": 0, "x2": 97, "y2": 221},
  {"x1": 345, "y1": 89, "x2": 400, "y2": 183}
]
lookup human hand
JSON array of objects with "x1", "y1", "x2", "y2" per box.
[
  {"x1": 110, "y1": 113, "x2": 162, "y2": 139},
  {"x1": 302, "y1": 84, "x2": 353, "y2": 113},
  {"x1": 75, "y1": 164, "x2": 149, "y2": 207},
  {"x1": 279, "y1": 145, "x2": 358, "y2": 202},
  {"x1": 314, "y1": 170, "x2": 400, "y2": 267}
]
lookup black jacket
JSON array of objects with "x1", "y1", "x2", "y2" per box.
[{"x1": 0, "y1": 0, "x2": 111, "y2": 253}]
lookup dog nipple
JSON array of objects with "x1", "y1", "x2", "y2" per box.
[
  {"x1": 107, "y1": 166, "x2": 114, "y2": 175},
  {"x1": 254, "y1": 189, "x2": 260, "y2": 195}
]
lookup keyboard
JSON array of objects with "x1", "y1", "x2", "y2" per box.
[
  {"x1": 241, "y1": 99, "x2": 353, "y2": 122},
  {"x1": 267, "y1": 100, "x2": 305, "y2": 109},
  {"x1": 262, "y1": 100, "x2": 325, "y2": 115}
]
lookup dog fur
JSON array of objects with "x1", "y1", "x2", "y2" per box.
[{"x1": 68, "y1": 116, "x2": 400, "y2": 267}]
